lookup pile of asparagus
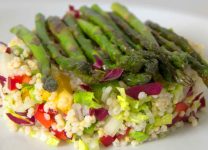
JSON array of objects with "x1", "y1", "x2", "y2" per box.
[{"x1": 10, "y1": 3, "x2": 208, "y2": 92}]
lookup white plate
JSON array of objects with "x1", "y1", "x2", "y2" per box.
[{"x1": 0, "y1": 0, "x2": 208, "y2": 150}]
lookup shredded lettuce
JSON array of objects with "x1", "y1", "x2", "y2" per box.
[
  {"x1": 128, "y1": 112, "x2": 149, "y2": 123},
  {"x1": 154, "y1": 113, "x2": 173, "y2": 127},
  {"x1": 29, "y1": 88, "x2": 43, "y2": 104},
  {"x1": 115, "y1": 88, "x2": 150, "y2": 124},
  {"x1": 171, "y1": 84, "x2": 184, "y2": 103},
  {"x1": 84, "y1": 139, "x2": 100, "y2": 150},
  {"x1": 46, "y1": 137, "x2": 60, "y2": 146},
  {"x1": 84, "y1": 123, "x2": 96, "y2": 135},
  {"x1": 104, "y1": 117, "x2": 122, "y2": 136},
  {"x1": 78, "y1": 139, "x2": 89, "y2": 150},
  {"x1": 73, "y1": 91, "x2": 101, "y2": 108},
  {"x1": 130, "y1": 131, "x2": 149, "y2": 142}
]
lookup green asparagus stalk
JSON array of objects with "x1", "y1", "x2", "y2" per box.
[
  {"x1": 152, "y1": 30, "x2": 208, "y2": 86},
  {"x1": 35, "y1": 13, "x2": 101, "y2": 84},
  {"x1": 10, "y1": 25, "x2": 58, "y2": 92},
  {"x1": 35, "y1": 13, "x2": 51, "y2": 44},
  {"x1": 77, "y1": 19, "x2": 147, "y2": 74},
  {"x1": 111, "y1": 2, "x2": 159, "y2": 51},
  {"x1": 91, "y1": 4, "x2": 115, "y2": 27},
  {"x1": 146, "y1": 20, "x2": 208, "y2": 67},
  {"x1": 80, "y1": 6, "x2": 135, "y2": 54},
  {"x1": 63, "y1": 13, "x2": 100, "y2": 62},
  {"x1": 47, "y1": 16, "x2": 86, "y2": 61},
  {"x1": 47, "y1": 42, "x2": 100, "y2": 84},
  {"x1": 144, "y1": 59, "x2": 159, "y2": 75},
  {"x1": 91, "y1": 4, "x2": 142, "y2": 51},
  {"x1": 77, "y1": 18, "x2": 121, "y2": 62},
  {"x1": 122, "y1": 73, "x2": 152, "y2": 86},
  {"x1": 109, "y1": 12, "x2": 141, "y2": 44}
]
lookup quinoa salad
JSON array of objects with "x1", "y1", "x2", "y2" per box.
[{"x1": 0, "y1": 3, "x2": 207, "y2": 150}]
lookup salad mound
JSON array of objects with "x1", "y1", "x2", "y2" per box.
[{"x1": 0, "y1": 3, "x2": 207, "y2": 150}]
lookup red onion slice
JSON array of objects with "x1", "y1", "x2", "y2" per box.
[
  {"x1": 186, "y1": 86, "x2": 193, "y2": 97},
  {"x1": 6, "y1": 113, "x2": 35, "y2": 126},
  {"x1": 199, "y1": 97, "x2": 206, "y2": 110},
  {"x1": 0, "y1": 41, "x2": 11, "y2": 54},
  {"x1": 101, "y1": 68, "x2": 123, "y2": 82},
  {"x1": 0, "y1": 75, "x2": 6, "y2": 86},
  {"x1": 80, "y1": 84, "x2": 92, "y2": 91},
  {"x1": 126, "y1": 82, "x2": 163, "y2": 99},
  {"x1": 92, "y1": 55, "x2": 103, "y2": 70},
  {"x1": 69, "y1": 5, "x2": 75, "y2": 11},
  {"x1": 90, "y1": 108, "x2": 109, "y2": 121},
  {"x1": 15, "y1": 111, "x2": 28, "y2": 116}
]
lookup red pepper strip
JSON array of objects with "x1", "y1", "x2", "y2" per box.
[
  {"x1": 175, "y1": 102, "x2": 189, "y2": 112},
  {"x1": 8, "y1": 75, "x2": 31, "y2": 90},
  {"x1": 34, "y1": 104, "x2": 55, "y2": 128}
]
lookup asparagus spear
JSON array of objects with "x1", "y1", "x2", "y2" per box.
[
  {"x1": 47, "y1": 16, "x2": 86, "y2": 61},
  {"x1": 109, "y1": 12, "x2": 141, "y2": 44},
  {"x1": 35, "y1": 13, "x2": 51, "y2": 44},
  {"x1": 77, "y1": 18, "x2": 121, "y2": 62},
  {"x1": 10, "y1": 25, "x2": 58, "y2": 92},
  {"x1": 46, "y1": 42, "x2": 98, "y2": 84},
  {"x1": 122, "y1": 73, "x2": 152, "y2": 86},
  {"x1": 144, "y1": 59, "x2": 159, "y2": 75},
  {"x1": 111, "y1": 3, "x2": 192, "y2": 85},
  {"x1": 146, "y1": 20, "x2": 208, "y2": 67},
  {"x1": 63, "y1": 13, "x2": 100, "y2": 62},
  {"x1": 77, "y1": 18, "x2": 147, "y2": 73},
  {"x1": 152, "y1": 30, "x2": 208, "y2": 86},
  {"x1": 35, "y1": 13, "x2": 100, "y2": 84},
  {"x1": 111, "y1": 2, "x2": 159, "y2": 51},
  {"x1": 91, "y1": 4, "x2": 142, "y2": 51},
  {"x1": 80, "y1": 6, "x2": 135, "y2": 54}
]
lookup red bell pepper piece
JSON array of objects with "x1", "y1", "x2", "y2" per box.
[
  {"x1": 8, "y1": 75, "x2": 31, "y2": 90},
  {"x1": 34, "y1": 104, "x2": 54, "y2": 128},
  {"x1": 175, "y1": 102, "x2": 189, "y2": 112},
  {"x1": 100, "y1": 135, "x2": 115, "y2": 147},
  {"x1": 51, "y1": 129, "x2": 68, "y2": 140}
]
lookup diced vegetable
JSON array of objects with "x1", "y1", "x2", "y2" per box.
[
  {"x1": 128, "y1": 112, "x2": 149, "y2": 124},
  {"x1": 84, "y1": 123, "x2": 96, "y2": 135},
  {"x1": 104, "y1": 117, "x2": 122, "y2": 136},
  {"x1": 51, "y1": 129, "x2": 68, "y2": 140},
  {"x1": 171, "y1": 84, "x2": 184, "y2": 103},
  {"x1": 175, "y1": 102, "x2": 189, "y2": 112},
  {"x1": 46, "y1": 136, "x2": 60, "y2": 146},
  {"x1": 115, "y1": 127, "x2": 131, "y2": 140},
  {"x1": 78, "y1": 139, "x2": 89, "y2": 150},
  {"x1": 73, "y1": 91, "x2": 101, "y2": 108},
  {"x1": 154, "y1": 113, "x2": 173, "y2": 127},
  {"x1": 129, "y1": 131, "x2": 149, "y2": 142},
  {"x1": 90, "y1": 108, "x2": 109, "y2": 121},
  {"x1": 87, "y1": 139, "x2": 100, "y2": 150},
  {"x1": 8, "y1": 75, "x2": 31, "y2": 90},
  {"x1": 56, "y1": 90, "x2": 73, "y2": 113},
  {"x1": 100, "y1": 135, "x2": 115, "y2": 147},
  {"x1": 34, "y1": 104, "x2": 55, "y2": 128},
  {"x1": 117, "y1": 87, "x2": 130, "y2": 111}
]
